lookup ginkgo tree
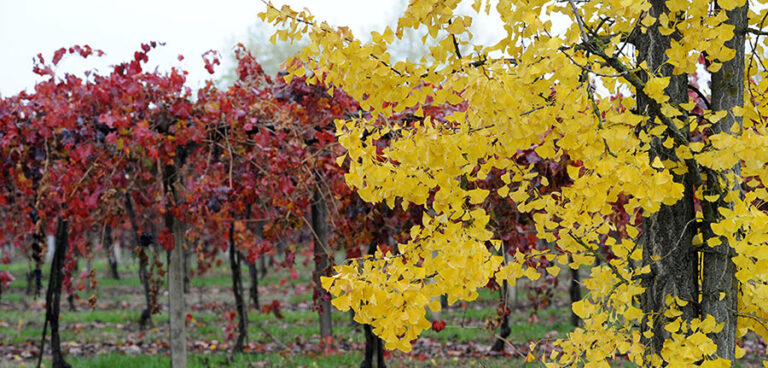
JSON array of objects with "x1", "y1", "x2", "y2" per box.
[{"x1": 262, "y1": 0, "x2": 768, "y2": 366}]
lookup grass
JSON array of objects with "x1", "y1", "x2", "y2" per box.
[
  {"x1": 55, "y1": 352, "x2": 535, "y2": 368},
  {"x1": 4, "y1": 304, "x2": 546, "y2": 347},
  {"x1": 0, "y1": 249, "x2": 680, "y2": 368},
  {"x1": 3, "y1": 251, "x2": 763, "y2": 368},
  {"x1": 1, "y1": 308, "x2": 152, "y2": 326},
  {"x1": 59, "y1": 352, "x2": 360, "y2": 368}
]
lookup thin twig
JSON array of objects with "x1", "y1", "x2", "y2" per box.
[
  {"x1": 745, "y1": 27, "x2": 768, "y2": 37},
  {"x1": 747, "y1": 11, "x2": 768, "y2": 127},
  {"x1": 448, "y1": 19, "x2": 463, "y2": 60},
  {"x1": 568, "y1": 230, "x2": 629, "y2": 284},
  {"x1": 568, "y1": 0, "x2": 590, "y2": 43},
  {"x1": 260, "y1": 0, "x2": 406, "y2": 77},
  {"x1": 732, "y1": 310, "x2": 768, "y2": 335},
  {"x1": 612, "y1": 11, "x2": 645, "y2": 59},
  {"x1": 561, "y1": 50, "x2": 628, "y2": 78},
  {"x1": 687, "y1": 84, "x2": 711, "y2": 110},
  {"x1": 301, "y1": 212, "x2": 335, "y2": 259},
  {"x1": 36, "y1": 318, "x2": 48, "y2": 368},
  {"x1": 565, "y1": 0, "x2": 690, "y2": 146}
]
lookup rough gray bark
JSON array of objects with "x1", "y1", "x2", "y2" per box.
[
  {"x1": 229, "y1": 221, "x2": 247, "y2": 353},
  {"x1": 311, "y1": 188, "x2": 333, "y2": 339},
  {"x1": 164, "y1": 164, "x2": 187, "y2": 368},
  {"x1": 700, "y1": 2, "x2": 747, "y2": 362},
  {"x1": 635, "y1": 0, "x2": 698, "y2": 361}
]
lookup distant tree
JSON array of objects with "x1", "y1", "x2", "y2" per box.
[
  {"x1": 221, "y1": 24, "x2": 308, "y2": 84},
  {"x1": 223, "y1": 0, "x2": 441, "y2": 83}
]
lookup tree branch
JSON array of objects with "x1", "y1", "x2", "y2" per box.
[
  {"x1": 743, "y1": 27, "x2": 768, "y2": 36},
  {"x1": 448, "y1": 19, "x2": 463, "y2": 60},
  {"x1": 565, "y1": 0, "x2": 691, "y2": 146},
  {"x1": 687, "y1": 84, "x2": 711, "y2": 110},
  {"x1": 567, "y1": 0, "x2": 590, "y2": 42}
]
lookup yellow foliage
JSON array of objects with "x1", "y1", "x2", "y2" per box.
[{"x1": 262, "y1": 0, "x2": 768, "y2": 365}]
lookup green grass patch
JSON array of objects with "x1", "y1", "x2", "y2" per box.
[
  {"x1": 0, "y1": 308, "x2": 157, "y2": 325},
  {"x1": 54, "y1": 352, "x2": 537, "y2": 368},
  {"x1": 63, "y1": 351, "x2": 363, "y2": 368}
]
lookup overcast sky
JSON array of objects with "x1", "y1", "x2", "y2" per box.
[{"x1": 0, "y1": 0, "x2": 406, "y2": 97}]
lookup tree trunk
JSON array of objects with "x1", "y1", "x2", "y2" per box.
[
  {"x1": 259, "y1": 253, "x2": 267, "y2": 278},
  {"x1": 27, "y1": 268, "x2": 42, "y2": 297},
  {"x1": 492, "y1": 245, "x2": 511, "y2": 352},
  {"x1": 67, "y1": 294, "x2": 75, "y2": 312},
  {"x1": 247, "y1": 217, "x2": 263, "y2": 310},
  {"x1": 105, "y1": 226, "x2": 119, "y2": 280},
  {"x1": 246, "y1": 261, "x2": 260, "y2": 310},
  {"x1": 568, "y1": 256, "x2": 581, "y2": 327},
  {"x1": 37, "y1": 218, "x2": 69, "y2": 368},
  {"x1": 229, "y1": 221, "x2": 248, "y2": 353},
  {"x1": 636, "y1": 1, "x2": 698, "y2": 361},
  {"x1": 439, "y1": 294, "x2": 448, "y2": 309},
  {"x1": 28, "y1": 204, "x2": 44, "y2": 298},
  {"x1": 361, "y1": 241, "x2": 385, "y2": 366},
  {"x1": 164, "y1": 164, "x2": 186, "y2": 368},
  {"x1": 490, "y1": 280, "x2": 511, "y2": 352},
  {"x1": 85, "y1": 258, "x2": 93, "y2": 293},
  {"x1": 311, "y1": 188, "x2": 333, "y2": 339},
  {"x1": 511, "y1": 282, "x2": 517, "y2": 309},
  {"x1": 700, "y1": 2, "x2": 747, "y2": 362},
  {"x1": 361, "y1": 324, "x2": 386, "y2": 368},
  {"x1": 125, "y1": 193, "x2": 154, "y2": 329}
]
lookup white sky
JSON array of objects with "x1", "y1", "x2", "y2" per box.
[{"x1": 0, "y1": 0, "x2": 404, "y2": 97}]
